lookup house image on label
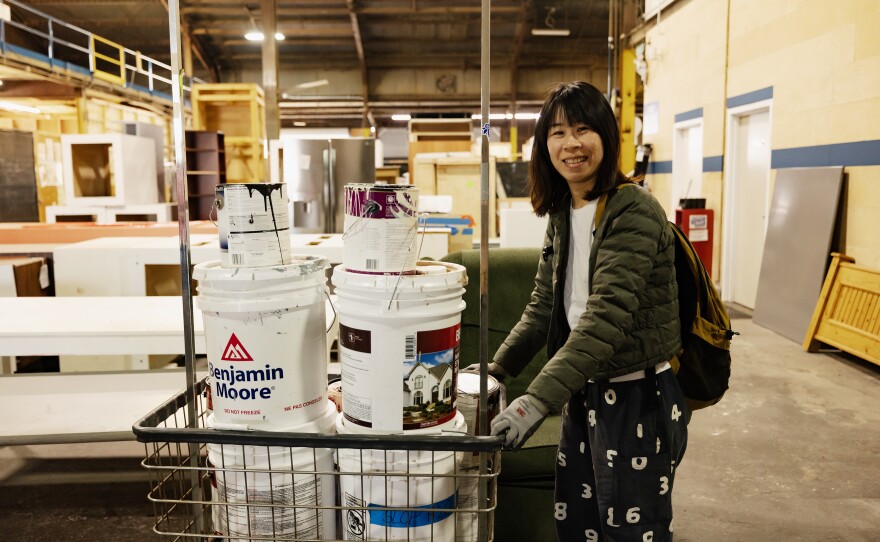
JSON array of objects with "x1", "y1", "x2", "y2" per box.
[{"x1": 403, "y1": 362, "x2": 453, "y2": 406}]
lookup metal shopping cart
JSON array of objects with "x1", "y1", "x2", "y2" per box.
[{"x1": 133, "y1": 377, "x2": 502, "y2": 541}]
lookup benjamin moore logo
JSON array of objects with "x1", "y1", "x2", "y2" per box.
[{"x1": 221, "y1": 333, "x2": 253, "y2": 361}]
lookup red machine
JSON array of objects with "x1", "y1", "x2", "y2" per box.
[{"x1": 675, "y1": 209, "x2": 714, "y2": 276}]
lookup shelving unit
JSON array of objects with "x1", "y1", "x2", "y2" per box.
[
  {"x1": 192, "y1": 83, "x2": 265, "y2": 183},
  {"x1": 184, "y1": 130, "x2": 226, "y2": 221}
]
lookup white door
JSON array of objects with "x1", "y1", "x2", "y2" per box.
[
  {"x1": 671, "y1": 121, "x2": 703, "y2": 220},
  {"x1": 725, "y1": 109, "x2": 771, "y2": 308}
]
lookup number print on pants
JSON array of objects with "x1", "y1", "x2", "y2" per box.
[
  {"x1": 554, "y1": 502, "x2": 568, "y2": 521},
  {"x1": 659, "y1": 475, "x2": 669, "y2": 495},
  {"x1": 585, "y1": 529, "x2": 599, "y2": 541},
  {"x1": 557, "y1": 451, "x2": 567, "y2": 467},
  {"x1": 643, "y1": 532, "x2": 654, "y2": 542},
  {"x1": 581, "y1": 483, "x2": 593, "y2": 499}
]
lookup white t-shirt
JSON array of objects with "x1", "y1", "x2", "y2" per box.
[{"x1": 564, "y1": 199, "x2": 599, "y2": 331}]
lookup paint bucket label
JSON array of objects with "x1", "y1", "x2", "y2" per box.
[
  {"x1": 332, "y1": 262, "x2": 467, "y2": 432},
  {"x1": 216, "y1": 183, "x2": 292, "y2": 268},
  {"x1": 195, "y1": 258, "x2": 329, "y2": 430},
  {"x1": 340, "y1": 322, "x2": 460, "y2": 431},
  {"x1": 343, "y1": 183, "x2": 419, "y2": 275},
  {"x1": 207, "y1": 402, "x2": 338, "y2": 541}
]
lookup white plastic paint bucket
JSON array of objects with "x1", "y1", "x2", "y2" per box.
[
  {"x1": 343, "y1": 183, "x2": 419, "y2": 275},
  {"x1": 216, "y1": 183, "x2": 292, "y2": 268},
  {"x1": 335, "y1": 411, "x2": 467, "y2": 542},
  {"x1": 207, "y1": 401, "x2": 338, "y2": 541},
  {"x1": 195, "y1": 256, "x2": 329, "y2": 430},
  {"x1": 332, "y1": 261, "x2": 467, "y2": 432}
]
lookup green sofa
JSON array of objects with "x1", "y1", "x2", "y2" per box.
[{"x1": 441, "y1": 248, "x2": 559, "y2": 541}]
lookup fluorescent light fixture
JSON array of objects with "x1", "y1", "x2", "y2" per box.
[
  {"x1": 244, "y1": 31, "x2": 285, "y2": 41},
  {"x1": 471, "y1": 113, "x2": 512, "y2": 120},
  {"x1": 391, "y1": 114, "x2": 411, "y2": 121},
  {"x1": 0, "y1": 101, "x2": 41, "y2": 114},
  {"x1": 292, "y1": 121, "x2": 307, "y2": 127},
  {"x1": 515, "y1": 112, "x2": 540, "y2": 120},
  {"x1": 531, "y1": 28, "x2": 570, "y2": 36},
  {"x1": 295, "y1": 79, "x2": 329, "y2": 89}
]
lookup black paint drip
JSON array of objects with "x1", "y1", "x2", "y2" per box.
[{"x1": 246, "y1": 183, "x2": 285, "y2": 263}]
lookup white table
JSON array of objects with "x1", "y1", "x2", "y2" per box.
[
  {"x1": 0, "y1": 369, "x2": 200, "y2": 445},
  {"x1": 0, "y1": 296, "x2": 205, "y2": 359}
]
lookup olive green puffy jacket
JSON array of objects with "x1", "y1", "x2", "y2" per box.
[{"x1": 493, "y1": 183, "x2": 681, "y2": 413}]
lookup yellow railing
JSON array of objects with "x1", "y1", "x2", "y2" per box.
[{"x1": 90, "y1": 34, "x2": 125, "y2": 86}]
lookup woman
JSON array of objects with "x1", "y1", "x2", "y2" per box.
[{"x1": 488, "y1": 81, "x2": 689, "y2": 541}]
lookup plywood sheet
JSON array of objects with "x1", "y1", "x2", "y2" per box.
[{"x1": 753, "y1": 166, "x2": 844, "y2": 343}]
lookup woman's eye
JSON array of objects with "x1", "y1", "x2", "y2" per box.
[{"x1": 577, "y1": 126, "x2": 590, "y2": 133}]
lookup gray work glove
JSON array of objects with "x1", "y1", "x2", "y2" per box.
[
  {"x1": 461, "y1": 362, "x2": 510, "y2": 383},
  {"x1": 490, "y1": 394, "x2": 549, "y2": 450}
]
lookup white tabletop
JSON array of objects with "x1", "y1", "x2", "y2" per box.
[
  {"x1": 0, "y1": 370, "x2": 201, "y2": 445},
  {"x1": 0, "y1": 296, "x2": 206, "y2": 356}
]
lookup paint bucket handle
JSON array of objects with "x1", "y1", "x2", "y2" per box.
[
  {"x1": 342, "y1": 199, "x2": 381, "y2": 240},
  {"x1": 325, "y1": 290, "x2": 338, "y2": 335},
  {"x1": 209, "y1": 196, "x2": 220, "y2": 228},
  {"x1": 386, "y1": 213, "x2": 429, "y2": 310}
]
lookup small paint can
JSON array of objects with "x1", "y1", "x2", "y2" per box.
[
  {"x1": 215, "y1": 183, "x2": 291, "y2": 268},
  {"x1": 343, "y1": 183, "x2": 419, "y2": 275},
  {"x1": 455, "y1": 372, "x2": 502, "y2": 437}
]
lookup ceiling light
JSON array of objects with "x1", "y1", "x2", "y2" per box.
[
  {"x1": 531, "y1": 28, "x2": 570, "y2": 36},
  {"x1": 0, "y1": 101, "x2": 40, "y2": 114},
  {"x1": 391, "y1": 114, "x2": 411, "y2": 121},
  {"x1": 295, "y1": 79, "x2": 329, "y2": 89},
  {"x1": 244, "y1": 31, "x2": 285, "y2": 41},
  {"x1": 293, "y1": 121, "x2": 307, "y2": 127},
  {"x1": 532, "y1": 6, "x2": 570, "y2": 37}
]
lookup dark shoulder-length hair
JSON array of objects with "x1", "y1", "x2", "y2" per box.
[{"x1": 529, "y1": 81, "x2": 630, "y2": 216}]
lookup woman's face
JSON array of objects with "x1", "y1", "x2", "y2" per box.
[{"x1": 546, "y1": 111, "x2": 604, "y2": 196}]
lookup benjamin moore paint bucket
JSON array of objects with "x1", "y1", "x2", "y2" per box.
[
  {"x1": 335, "y1": 411, "x2": 467, "y2": 542},
  {"x1": 194, "y1": 256, "x2": 329, "y2": 430},
  {"x1": 216, "y1": 183, "x2": 292, "y2": 268},
  {"x1": 207, "y1": 401, "x2": 338, "y2": 541},
  {"x1": 331, "y1": 261, "x2": 467, "y2": 432},
  {"x1": 343, "y1": 183, "x2": 419, "y2": 275}
]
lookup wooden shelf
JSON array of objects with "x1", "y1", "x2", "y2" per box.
[{"x1": 184, "y1": 130, "x2": 225, "y2": 220}]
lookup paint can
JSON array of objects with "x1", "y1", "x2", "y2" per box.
[
  {"x1": 343, "y1": 183, "x2": 419, "y2": 275},
  {"x1": 215, "y1": 183, "x2": 292, "y2": 268},
  {"x1": 335, "y1": 411, "x2": 467, "y2": 542},
  {"x1": 332, "y1": 261, "x2": 467, "y2": 432},
  {"x1": 207, "y1": 400, "x2": 338, "y2": 541},
  {"x1": 194, "y1": 256, "x2": 330, "y2": 430},
  {"x1": 455, "y1": 373, "x2": 502, "y2": 437}
]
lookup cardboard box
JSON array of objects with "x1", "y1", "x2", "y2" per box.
[{"x1": 0, "y1": 257, "x2": 48, "y2": 296}]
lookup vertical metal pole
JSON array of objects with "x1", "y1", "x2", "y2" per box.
[
  {"x1": 479, "y1": 0, "x2": 491, "y2": 540},
  {"x1": 168, "y1": 0, "x2": 204, "y2": 531},
  {"x1": 261, "y1": 0, "x2": 280, "y2": 142}
]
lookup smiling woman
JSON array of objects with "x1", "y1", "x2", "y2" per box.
[{"x1": 486, "y1": 81, "x2": 687, "y2": 542}]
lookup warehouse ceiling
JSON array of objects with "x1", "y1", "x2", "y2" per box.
[{"x1": 7, "y1": 0, "x2": 640, "y2": 126}]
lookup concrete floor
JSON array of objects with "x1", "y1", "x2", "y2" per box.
[{"x1": 0, "y1": 315, "x2": 878, "y2": 541}]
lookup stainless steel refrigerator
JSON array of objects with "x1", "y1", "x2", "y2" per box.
[{"x1": 283, "y1": 138, "x2": 376, "y2": 233}]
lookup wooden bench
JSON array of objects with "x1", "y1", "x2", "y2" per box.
[{"x1": 803, "y1": 253, "x2": 880, "y2": 366}]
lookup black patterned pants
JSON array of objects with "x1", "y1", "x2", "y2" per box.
[{"x1": 553, "y1": 369, "x2": 690, "y2": 542}]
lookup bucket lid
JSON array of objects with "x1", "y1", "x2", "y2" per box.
[
  {"x1": 345, "y1": 183, "x2": 415, "y2": 192},
  {"x1": 333, "y1": 260, "x2": 466, "y2": 290},
  {"x1": 457, "y1": 372, "x2": 500, "y2": 395},
  {"x1": 194, "y1": 256, "x2": 328, "y2": 281}
]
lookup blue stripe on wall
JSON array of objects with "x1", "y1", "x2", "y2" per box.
[
  {"x1": 703, "y1": 155, "x2": 724, "y2": 172},
  {"x1": 726, "y1": 86, "x2": 773, "y2": 109},
  {"x1": 674, "y1": 107, "x2": 703, "y2": 123},
  {"x1": 771, "y1": 140, "x2": 880, "y2": 168},
  {"x1": 648, "y1": 160, "x2": 673, "y2": 174}
]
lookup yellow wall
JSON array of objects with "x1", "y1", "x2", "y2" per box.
[{"x1": 643, "y1": 0, "x2": 880, "y2": 279}]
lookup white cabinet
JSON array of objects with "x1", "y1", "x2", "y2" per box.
[{"x1": 62, "y1": 133, "x2": 158, "y2": 206}]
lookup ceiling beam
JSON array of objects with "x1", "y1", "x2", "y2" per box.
[
  {"x1": 346, "y1": 0, "x2": 368, "y2": 113},
  {"x1": 158, "y1": 0, "x2": 220, "y2": 82}
]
